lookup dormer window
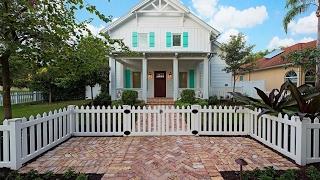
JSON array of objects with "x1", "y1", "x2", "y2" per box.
[{"x1": 172, "y1": 34, "x2": 182, "y2": 47}]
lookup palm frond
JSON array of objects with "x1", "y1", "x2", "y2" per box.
[{"x1": 283, "y1": 3, "x2": 311, "y2": 33}]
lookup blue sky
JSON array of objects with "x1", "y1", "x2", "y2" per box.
[{"x1": 77, "y1": 0, "x2": 317, "y2": 52}]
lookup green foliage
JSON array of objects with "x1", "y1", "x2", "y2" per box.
[
  {"x1": 111, "y1": 99, "x2": 145, "y2": 107},
  {"x1": 307, "y1": 166, "x2": 320, "y2": 180},
  {"x1": 25, "y1": 170, "x2": 40, "y2": 180},
  {"x1": 220, "y1": 34, "x2": 254, "y2": 91},
  {"x1": 92, "y1": 92, "x2": 111, "y2": 107},
  {"x1": 208, "y1": 96, "x2": 219, "y2": 105},
  {"x1": 283, "y1": 0, "x2": 317, "y2": 33},
  {"x1": 175, "y1": 99, "x2": 208, "y2": 107},
  {"x1": 243, "y1": 167, "x2": 297, "y2": 180},
  {"x1": 283, "y1": 48, "x2": 320, "y2": 70},
  {"x1": 122, "y1": 90, "x2": 138, "y2": 105},
  {"x1": 231, "y1": 81, "x2": 320, "y2": 119},
  {"x1": 276, "y1": 169, "x2": 297, "y2": 180},
  {"x1": 5, "y1": 171, "x2": 22, "y2": 180},
  {"x1": 76, "y1": 173, "x2": 88, "y2": 180},
  {"x1": 63, "y1": 168, "x2": 78, "y2": 180},
  {"x1": 180, "y1": 89, "x2": 196, "y2": 103}
]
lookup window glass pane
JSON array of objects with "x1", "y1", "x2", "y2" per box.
[
  {"x1": 132, "y1": 72, "x2": 141, "y2": 88},
  {"x1": 179, "y1": 72, "x2": 187, "y2": 88},
  {"x1": 173, "y1": 34, "x2": 181, "y2": 47},
  {"x1": 139, "y1": 33, "x2": 148, "y2": 48},
  {"x1": 285, "y1": 71, "x2": 297, "y2": 85}
]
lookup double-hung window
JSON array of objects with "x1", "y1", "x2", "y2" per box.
[{"x1": 172, "y1": 34, "x2": 182, "y2": 47}]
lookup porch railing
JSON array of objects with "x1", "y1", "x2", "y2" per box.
[{"x1": 0, "y1": 105, "x2": 319, "y2": 169}]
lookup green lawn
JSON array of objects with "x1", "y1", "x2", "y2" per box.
[{"x1": 0, "y1": 100, "x2": 89, "y2": 123}]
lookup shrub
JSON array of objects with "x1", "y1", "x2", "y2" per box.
[
  {"x1": 175, "y1": 99, "x2": 192, "y2": 107},
  {"x1": 208, "y1": 96, "x2": 219, "y2": 105},
  {"x1": 92, "y1": 92, "x2": 111, "y2": 107},
  {"x1": 180, "y1": 89, "x2": 195, "y2": 103},
  {"x1": 112, "y1": 100, "x2": 123, "y2": 107},
  {"x1": 122, "y1": 90, "x2": 138, "y2": 105},
  {"x1": 306, "y1": 166, "x2": 320, "y2": 180},
  {"x1": 196, "y1": 99, "x2": 208, "y2": 106}
]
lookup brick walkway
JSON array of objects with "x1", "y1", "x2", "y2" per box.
[{"x1": 20, "y1": 136, "x2": 297, "y2": 179}]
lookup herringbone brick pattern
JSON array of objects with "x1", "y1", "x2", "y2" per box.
[{"x1": 19, "y1": 136, "x2": 297, "y2": 179}]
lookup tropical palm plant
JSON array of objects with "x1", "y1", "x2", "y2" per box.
[{"x1": 283, "y1": 0, "x2": 320, "y2": 90}]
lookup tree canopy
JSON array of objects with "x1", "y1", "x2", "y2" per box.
[
  {"x1": 0, "y1": 0, "x2": 116, "y2": 119},
  {"x1": 220, "y1": 34, "x2": 254, "y2": 92}
]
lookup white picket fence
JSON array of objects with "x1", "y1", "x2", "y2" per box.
[
  {"x1": 0, "y1": 91, "x2": 44, "y2": 106},
  {"x1": 0, "y1": 105, "x2": 319, "y2": 170}
]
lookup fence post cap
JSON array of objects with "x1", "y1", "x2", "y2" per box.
[
  {"x1": 67, "y1": 105, "x2": 76, "y2": 109},
  {"x1": 7, "y1": 118, "x2": 23, "y2": 123}
]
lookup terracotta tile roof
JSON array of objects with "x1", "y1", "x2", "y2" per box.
[{"x1": 252, "y1": 40, "x2": 317, "y2": 70}]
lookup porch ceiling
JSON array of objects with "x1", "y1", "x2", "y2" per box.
[{"x1": 112, "y1": 52, "x2": 210, "y2": 60}]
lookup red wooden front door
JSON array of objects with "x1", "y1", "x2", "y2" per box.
[{"x1": 154, "y1": 71, "x2": 166, "y2": 97}]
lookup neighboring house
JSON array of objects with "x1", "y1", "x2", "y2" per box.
[
  {"x1": 86, "y1": 0, "x2": 232, "y2": 101},
  {"x1": 238, "y1": 40, "x2": 316, "y2": 93}
]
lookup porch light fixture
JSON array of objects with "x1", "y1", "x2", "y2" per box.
[
  {"x1": 168, "y1": 72, "x2": 173, "y2": 79},
  {"x1": 148, "y1": 72, "x2": 153, "y2": 79}
]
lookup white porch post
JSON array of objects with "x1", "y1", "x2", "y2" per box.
[
  {"x1": 173, "y1": 57, "x2": 179, "y2": 100},
  {"x1": 109, "y1": 57, "x2": 116, "y2": 100},
  {"x1": 203, "y1": 57, "x2": 209, "y2": 99},
  {"x1": 142, "y1": 58, "x2": 148, "y2": 101}
]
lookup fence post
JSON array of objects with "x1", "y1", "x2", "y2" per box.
[
  {"x1": 14, "y1": 92, "x2": 18, "y2": 104},
  {"x1": 8, "y1": 118, "x2": 23, "y2": 170},
  {"x1": 68, "y1": 105, "x2": 76, "y2": 135},
  {"x1": 191, "y1": 105, "x2": 200, "y2": 135},
  {"x1": 296, "y1": 117, "x2": 307, "y2": 165},
  {"x1": 244, "y1": 108, "x2": 251, "y2": 135},
  {"x1": 33, "y1": 91, "x2": 37, "y2": 101},
  {"x1": 123, "y1": 105, "x2": 131, "y2": 136}
]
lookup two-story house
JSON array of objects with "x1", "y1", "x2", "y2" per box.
[{"x1": 86, "y1": 0, "x2": 232, "y2": 102}]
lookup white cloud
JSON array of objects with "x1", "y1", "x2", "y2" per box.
[
  {"x1": 191, "y1": 0, "x2": 268, "y2": 32},
  {"x1": 211, "y1": 6, "x2": 268, "y2": 31},
  {"x1": 288, "y1": 12, "x2": 317, "y2": 35},
  {"x1": 267, "y1": 36, "x2": 314, "y2": 50},
  {"x1": 218, "y1": 28, "x2": 240, "y2": 43},
  {"x1": 86, "y1": 24, "x2": 105, "y2": 37},
  {"x1": 191, "y1": 0, "x2": 218, "y2": 18}
]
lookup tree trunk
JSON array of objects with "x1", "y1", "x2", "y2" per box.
[
  {"x1": 316, "y1": 13, "x2": 320, "y2": 90},
  {"x1": 91, "y1": 86, "x2": 94, "y2": 102},
  {"x1": 48, "y1": 87, "x2": 52, "y2": 104},
  {"x1": 0, "y1": 55, "x2": 12, "y2": 119},
  {"x1": 233, "y1": 73, "x2": 236, "y2": 93}
]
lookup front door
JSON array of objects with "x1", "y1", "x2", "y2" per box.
[{"x1": 154, "y1": 71, "x2": 166, "y2": 97}]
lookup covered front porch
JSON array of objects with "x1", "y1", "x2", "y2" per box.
[{"x1": 109, "y1": 52, "x2": 210, "y2": 101}]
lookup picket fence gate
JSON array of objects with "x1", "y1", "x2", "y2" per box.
[{"x1": 0, "y1": 105, "x2": 319, "y2": 170}]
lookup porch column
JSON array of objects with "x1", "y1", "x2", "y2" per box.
[
  {"x1": 142, "y1": 58, "x2": 148, "y2": 101},
  {"x1": 173, "y1": 58, "x2": 179, "y2": 100},
  {"x1": 109, "y1": 57, "x2": 116, "y2": 100},
  {"x1": 203, "y1": 57, "x2": 209, "y2": 99}
]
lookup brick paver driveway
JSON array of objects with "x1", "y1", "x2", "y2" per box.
[{"x1": 20, "y1": 136, "x2": 297, "y2": 179}]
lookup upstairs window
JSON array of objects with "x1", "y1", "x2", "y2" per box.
[
  {"x1": 172, "y1": 34, "x2": 181, "y2": 47},
  {"x1": 139, "y1": 33, "x2": 148, "y2": 48}
]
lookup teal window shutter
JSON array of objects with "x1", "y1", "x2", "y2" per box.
[
  {"x1": 149, "y1": 32, "x2": 155, "y2": 47},
  {"x1": 183, "y1": 32, "x2": 188, "y2": 48},
  {"x1": 189, "y1": 70, "x2": 195, "y2": 88},
  {"x1": 125, "y1": 69, "x2": 131, "y2": 88},
  {"x1": 166, "y1": 32, "x2": 172, "y2": 47},
  {"x1": 132, "y1": 32, "x2": 138, "y2": 47}
]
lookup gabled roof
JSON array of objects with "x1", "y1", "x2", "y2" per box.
[
  {"x1": 102, "y1": 0, "x2": 220, "y2": 36},
  {"x1": 252, "y1": 40, "x2": 317, "y2": 71}
]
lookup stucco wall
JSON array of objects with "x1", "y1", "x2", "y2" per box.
[{"x1": 241, "y1": 66, "x2": 303, "y2": 92}]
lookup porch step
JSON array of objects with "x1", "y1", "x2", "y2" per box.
[{"x1": 147, "y1": 98, "x2": 175, "y2": 105}]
